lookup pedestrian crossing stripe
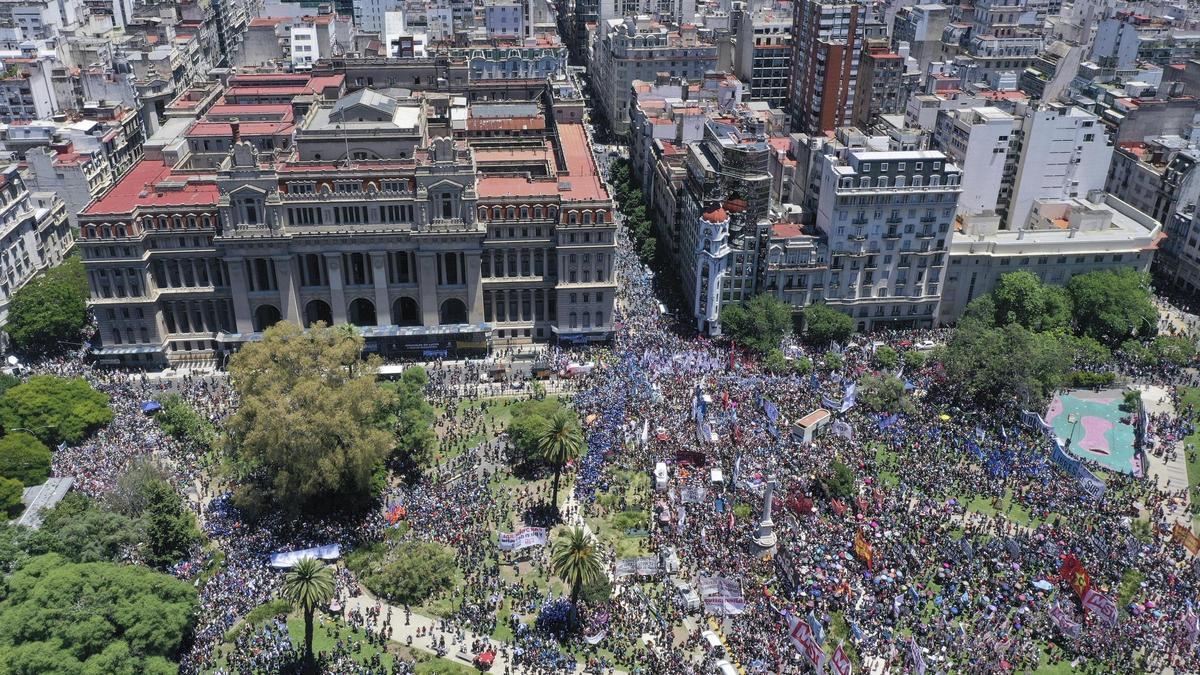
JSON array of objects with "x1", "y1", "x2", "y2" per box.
[{"x1": 707, "y1": 617, "x2": 747, "y2": 675}]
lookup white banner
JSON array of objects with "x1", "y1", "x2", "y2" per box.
[
  {"x1": 498, "y1": 527, "x2": 548, "y2": 552},
  {"x1": 699, "y1": 576, "x2": 746, "y2": 615},
  {"x1": 680, "y1": 485, "x2": 708, "y2": 503},
  {"x1": 786, "y1": 613, "x2": 825, "y2": 669}
]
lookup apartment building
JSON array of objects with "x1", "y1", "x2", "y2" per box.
[
  {"x1": 813, "y1": 130, "x2": 962, "y2": 330},
  {"x1": 931, "y1": 105, "x2": 1015, "y2": 216},
  {"x1": 852, "y1": 37, "x2": 905, "y2": 131},
  {"x1": 0, "y1": 165, "x2": 72, "y2": 332},
  {"x1": 1007, "y1": 103, "x2": 1114, "y2": 227},
  {"x1": 942, "y1": 193, "x2": 1162, "y2": 321},
  {"x1": 734, "y1": 4, "x2": 793, "y2": 110},
  {"x1": 678, "y1": 113, "x2": 773, "y2": 334},
  {"x1": 592, "y1": 17, "x2": 719, "y2": 135}
]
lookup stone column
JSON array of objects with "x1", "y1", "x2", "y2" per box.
[
  {"x1": 323, "y1": 253, "x2": 347, "y2": 324},
  {"x1": 417, "y1": 252, "x2": 439, "y2": 326},
  {"x1": 273, "y1": 256, "x2": 301, "y2": 324},
  {"x1": 465, "y1": 253, "x2": 483, "y2": 323},
  {"x1": 753, "y1": 478, "x2": 778, "y2": 551},
  {"x1": 225, "y1": 257, "x2": 254, "y2": 333},
  {"x1": 371, "y1": 252, "x2": 390, "y2": 325}
]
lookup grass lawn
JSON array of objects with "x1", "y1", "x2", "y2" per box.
[
  {"x1": 285, "y1": 614, "x2": 396, "y2": 671},
  {"x1": 282, "y1": 614, "x2": 475, "y2": 675},
  {"x1": 963, "y1": 489, "x2": 1053, "y2": 528},
  {"x1": 874, "y1": 445, "x2": 900, "y2": 488},
  {"x1": 1174, "y1": 388, "x2": 1200, "y2": 531}
]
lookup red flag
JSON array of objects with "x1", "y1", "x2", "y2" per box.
[
  {"x1": 854, "y1": 529, "x2": 874, "y2": 570},
  {"x1": 1060, "y1": 555, "x2": 1091, "y2": 599},
  {"x1": 830, "y1": 499, "x2": 848, "y2": 516}
]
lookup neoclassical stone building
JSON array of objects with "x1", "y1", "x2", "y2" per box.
[{"x1": 78, "y1": 83, "x2": 616, "y2": 367}]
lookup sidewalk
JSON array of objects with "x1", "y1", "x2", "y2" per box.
[
  {"x1": 1138, "y1": 384, "x2": 1193, "y2": 525},
  {"x1": 343, "y1": 588, "x2": 627, "y2": 674}
]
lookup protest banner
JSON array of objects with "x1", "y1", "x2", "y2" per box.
[
  {"x1": 786, "y1": 613, "x2": 825, "y2": 669},
  {"x1": 498, "y1": 527, "x2": 548, "y2": 552},
  {"x1": 1082, "y1": 588, "x2": 1118, "y2": 626},
  {"x1": 1172, "y1": 522, "x2": 1200, "y2": 555}
]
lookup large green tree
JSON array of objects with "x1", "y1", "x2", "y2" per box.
[
  {"x1": 1066, "y1": 268, "x2": 1157, "y2": 345},
  {"x1": 0, "y1": 432, "x2": 50, "y2": 486},
  {"x1": 722, "y1": 294, "x2": 794, "y2": 353},
  {"x1": 507, "y1": 398, "x2": 573, "y2": 466},
  {"x1": 858, "y1": 374, "x2": 914, "y2": 414},
  {"x1": 550, "y1": 527, "x2": 603, "y2": 605},
  {"x1": 0, "y1": 375, "x2": 113, "y2": 446},
  {"x1": 5, "y1": 257, "x2": 88, "y2": 355},
  {"x1": 386, "y1": 367, "x2": 437, "y2": 470},
  {"x1": 801, "y1": 303, "x2": 855, "y2": 346},
  {"x1": 989, "y1": 271, "x2": 1073, "y2": 332},
  {"x1": 537, "y1": 410, "x2": 585, "y2": 511},
  {"x1": 223, "y1": 322, "x2": 394, "y2": 515},
  {"x1": 939, "y1": 319, "x2": 1071, "y2": 409},
  {"x1": 141, "y1": 479, "x2": 199, "y2": 569},
  {"x1": 26, "y1": 493, "x2": 139, "y2": 564},
  {"x1": 0, "y1": 553, "x2": 197, "y2": 674},
  {"x1": 282, "y1": 557, "x2": 334, "y2": 673},
  {"x1": 0, "y1": 477, "x2": 22, "y2": 518}
]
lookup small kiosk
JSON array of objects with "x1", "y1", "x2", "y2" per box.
[{"x1": 792, "y1": 408, "x2": 831, "y2": 445}]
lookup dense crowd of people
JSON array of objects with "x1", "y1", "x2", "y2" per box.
[{"x1": 8, "y1": 190, "x2": 1197, "y2": 675}]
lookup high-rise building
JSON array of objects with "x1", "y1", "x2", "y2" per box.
[
  {"x1": 0, "y1": 165, "x2": 73, "y2": 337},
  {"x1": 788, "y1": 0, "x2": 864, "y2": 135},
  {"x1": 852, "y1": 36, "x2": 905, "y2": 131},
  {"x1": 931, "y1": 106, "x2": 1015, "y2": 216},
  {"x1": 734, "y1": 3, "x2": 793, "y2": 110},
  {"x1": 592, "y1": 18, "x2": 719, "y2": 135},
  {"x1": 1007, "y1": 103, "x2": 1113, "y2": 227}
]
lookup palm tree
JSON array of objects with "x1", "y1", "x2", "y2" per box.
[
  {"x1": 282, "y1": 557, "x2": 335, "y2": 673},
  {"x1": 536, "y1": 410, "x2": 585, "y2": 512},
  {"x1": 551, "y1": 526, "x2": 603, "y2": 605}
]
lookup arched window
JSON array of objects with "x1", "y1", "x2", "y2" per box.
[
  {"x1": 506, "y1": 206, "x2": 516, "y2": 219},
  {"x1": 479, "y1": 207, "x2": 489, "y2": 220},
  {"x1": 492, "y1": 206, "x2": 502, "y2": 219},
  {"x1": 520, "y1": 206, "x2": 529, "y2": 219},
  {"x1": 583, "y1": 211, "x2": 593, "y2": 224},
  {"x1": 534, "y1": 206, "x2": 543, "y2": 219},
  {"x1": 568, "y1": 211, "x2": 578, "y2": 224}
]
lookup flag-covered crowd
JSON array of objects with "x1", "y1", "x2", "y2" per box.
[{"x1": 9, "y1": 214, "x2": 1198, "y2": 675}]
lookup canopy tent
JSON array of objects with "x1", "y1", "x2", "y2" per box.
[{"x1": 140, "y1": 401, "x2": 162, "y2": 414}]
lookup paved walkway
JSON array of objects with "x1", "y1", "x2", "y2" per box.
[
  {"x1": 343, "y1": 589, "x2": 627, "y2": 674},
  {"x1": 1136, "y1": 384, "x2": 1193, "y2": 526}
]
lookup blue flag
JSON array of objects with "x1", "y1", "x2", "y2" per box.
[{"x1": 807, "y1": 610, "x2": 826, "y2": 644}]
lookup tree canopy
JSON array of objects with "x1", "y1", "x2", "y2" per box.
[
  {"x1": 507, "y1": 398, "x2": 575, "y2": 467},
  {"x1": 385, "y1": 366, "x2": 437, "y2": 471},
  {"x1": 155, "y1": 394, "x2": 215, "y2": 450},
  {"x1": 0, "y1": 477, "x2": 22, "y2": 518},
  {"x1": 858, "y1": 374, "x2": 914, "y2": 415},
  {"x1": 0, "y1": 553, "x2": 197, "y2": 674},
  {"x1": 223, "y1": 322, "x2": 394, "y2": 515},
  {"x1": 984, "y1": 271, "x2": 1073, "y2": 332},
  {"x1": 1066, "y1": 268, "x2": 1156, "y2": 345},
  {"x1": 0, "y1": 432, "x2": 50, "y2": 486},
  {"x1": 938, "y1": 320, "x2": 1070, "y2": 409},
  {"x1": 802, "y1": 303, "x2": 855, "y2": 346},
  {"x1": 0, "y1": 375, "x2": 113, "y2": 446},
  {"x1": 721, "y1": 294, "x2": 793, "y2": 353},
  {"x1": 5, "y1": 257, "x2": 88, "y2": 355}
]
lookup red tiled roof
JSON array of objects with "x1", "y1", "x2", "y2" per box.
[
  {"x1": 186, "y1": 121, "x2": 293, "y2": 137},
  {"x1": 477, "y1": 124, "x2": 608, "y2": 203},
  {"x1": 772, "y1": 222, "x2": 805, "y2": 239},
  {"x1": 82, "y1": 160, "x2": 219, "y2": 216}
]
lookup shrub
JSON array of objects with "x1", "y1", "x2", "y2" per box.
[{"x1": 355, "y1": 541, "x2": 456, "y2": 605}]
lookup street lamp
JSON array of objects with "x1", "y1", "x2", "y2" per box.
[{"x1": 1066, "y1": 413, "x2": 1079, "y2": 448}]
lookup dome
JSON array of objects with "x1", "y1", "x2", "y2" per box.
[{"x1": 701, "y1": 206, "x2": 728, "y2": 223}]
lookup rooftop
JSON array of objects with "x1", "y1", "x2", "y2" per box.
[{"x1": 82, "y1": 160, "x2": 219, "y2": 216}]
